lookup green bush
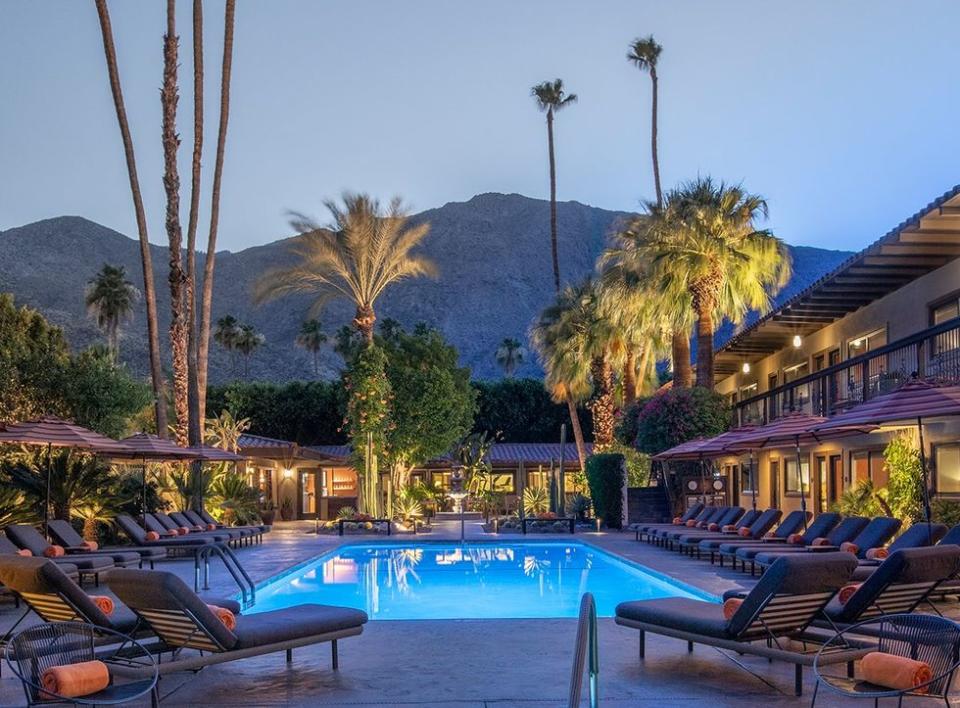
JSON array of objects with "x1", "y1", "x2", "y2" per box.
[
  {"x1": 634, "y1": 388, "x2": 730, "y2": 455},
  {"x1": 472, "y1": 378, "x2": 592, "y2": 442},
  {"x1": 883, "y1": 432, "x2": 925, "y2": 523},
  {"x1": 585, "y1": 453, "x2": 625, "y2": 529},
  {"x1": 933, "y1": 498, "x2": 960, "y2": 527}
]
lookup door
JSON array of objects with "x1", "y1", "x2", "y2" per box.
[
  {"x1": 815, "y1": 456, "x2": 828, "y2": 513},
  {"x1": 828, "y1": 455, "x2": 842, "y2": 509},
  {"x1": 769, "y1": 459, "x2": 780, "y2": 509},
  {"x1": 828, "y1": 348, "x2": 842, "y2": 409},
  {"x1": 298, "y1": 470, "x2": 319, "y2": 519}
]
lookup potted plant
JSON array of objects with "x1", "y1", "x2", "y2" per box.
[
  {"x1": 280, "y1": 497, "x2": 294, "y2": 521},
  {"x1": 259, "y1": 499, "x2": 276, "y2": 526}
]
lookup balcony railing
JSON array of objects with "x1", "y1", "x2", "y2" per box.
[{"x1": 733, "y1": 316, "x2": 960, "y2": 426}]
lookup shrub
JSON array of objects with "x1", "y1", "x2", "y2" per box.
[
  {"x1": 565, "y1": 493, "x2": 591, "y2": 520},
  {"x1": 614, "y1": 400, "x2": 643, "y2": 446},
  {"x1": 585, "y1": 453, "x2": 625, "y2": 529},
  {"x1": 472, "y1": 378, "x2": 592, "y2": 442},
  {"x1": 883, "y1": 432, "x2": 925, "y2": 523},
  {"x1": 522, "y1": 486, "x2": 549, "y2": 515},
  {"x1": 336, "y1": 506, "x2": 358, "y2": 520},
  {"x1": 634, "y1": 388, "x2": 730, "y2": 455},
  {"x1": 933, "y1": 498, "x2": 960, "y2": 527}
]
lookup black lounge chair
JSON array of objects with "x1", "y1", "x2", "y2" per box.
[
  {"x1": 147, "y1": 512, "x2": 238, "y2": 546},
  {"x1": 649, "y1": 506, "x2": 728, "y2": 545},
  {"x1": 116, "y1": 514, "x2": 221, "y2": 550},
  {"x1": 0, "y1": 535, "x2": 78, "y2": 581},
  {"x1": 833, "y1": 516, "x2": 902, "y2": 559},
  {"x1": 733, "y1": 512, "x2": 842, "y2": 574},
  {"x1": 615, "y1": 552, "x2": 865, "y2": 696},
  {"x1": 195, "y1": 507, "x2": 271, "y2": 535},
  {"x1": 672, "y1": 508, "x2": 760, "y2": 550},
  {"x1": 750, "y1": 516, "x2": 870, "y2": 570},
  {"x1": 107, "y1": 568, "x2": 366, "y2": 675},
  {"x1": 711, "y1": 510, "x2": 810, "y2": 567},
  {"x1": 47, "y1": 519, "x2": 168, "y2": 569},
  {"x1": 634, "y1": 502, "x2": 705, "y2": 541},
  {"x1": 170, "y1": 511, "x2": 257, "y2": 546},
  {"x1": 4, "y1": 526, "x2": 118, "y2": 584},
  {"x1": 848, "y1": 522, "x2": 949, "y2": 581},
  {"x1": 7, "y1": 523, "x2": 142, "y2": 570},
  {"x1": 660, "y1": 507, "x2": 745, "y2": 549},
  {"x1": 678, "y1": 509, "x2": 782, "y2": 558}
]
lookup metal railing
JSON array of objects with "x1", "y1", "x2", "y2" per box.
[
  {"x1": 734, "y1": 316, "x2": 960, "y2": 425},
  {"x1": 568, "y1": 592, "x2": 598, "y2": 708}
]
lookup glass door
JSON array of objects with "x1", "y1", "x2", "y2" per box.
[
  {"x1": 299, "y1": 470, "x2": 319, "y2": 519},
  {"x1": 815, "y1": 456, "x2": 828, "y2": 513}
]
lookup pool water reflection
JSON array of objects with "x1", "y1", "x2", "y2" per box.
[{"x1": 249, "y1": 542, "x2": 713, "y2": 619}]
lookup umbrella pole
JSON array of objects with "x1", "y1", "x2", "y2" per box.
[
  {"x1": 700, "y1": 456, "x2": 707, "y2": 506},
  {"x1": 142, "y1": 456, "x2": 148, "y2": 527},
  {"x1": 749, "y1": 449, "x2": 757, "y2": 512},
  {"x1": 795, "y1": 437, "x2": 808, "y2": 530},
  {"x1": 917, "y1": 416, "x2": 933, "y2": 543},
  {"x1": 44, "y1": 442, "x2": 52, "y2": 539}
]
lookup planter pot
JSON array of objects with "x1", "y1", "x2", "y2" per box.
[{"x1": 260, "y1": 510, "x2": 276, "y2": 525}]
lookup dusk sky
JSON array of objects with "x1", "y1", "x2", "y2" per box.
[{"x1": 3, "y1": 0, "x2": 959, "y2": 253}]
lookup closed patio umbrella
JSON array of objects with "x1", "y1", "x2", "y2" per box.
[
  {"x1": 654, "y1": 438, "x2": 718, "y2": 506},
  {"x1": 726, "y1": 412, "x2": 877, "y2": 529},
  {"x1": 0, "y1": 416, "x2": 132, "y2": 536},
  {"x1": 814, "y1": 379, "x2": 960, "y2": 528},
  {"x1": 116, "y1": 433, "x2": 196, "y2": 525}
]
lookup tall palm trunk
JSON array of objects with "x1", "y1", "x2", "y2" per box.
[
  {"x1": 623, "y1": 349, "x2": 637, "y2": 406},
  {"x1": 671, "y1": 330, "x2": 692, "y2": 388},
  {"x1": 162, "y1": 0, "x2": 190, "y2": 446},
  {"x1": 649, "y1": 67, "x2": 662, "y2": 208},
  {"x1": 695, "y1": 308, "x2": 715, "y2": 388},
  {"x1": 635, "y1": 344, "x2": 651, "y2": 398},
  {"x1": 354, "y1": 305, "x2": 376, "y2": 345},
  {"x1": 197, "y1": 0, "x2": 236, "y2": 424},
  {"x1": 565, "y1": 397, "x2": 587, "y2": 470},
  {"x1": 93, "y1": 0, "x2": 168, "y2": 437},
  {"x1": 186, "y1": 0, "x2": 204, "y2": 448},
  {"x1": 546, "y1": 108, "x2": 560, "y2": 292},
  {"x1": 588, "y1": 356, "x2": 616, "y2": 449}
]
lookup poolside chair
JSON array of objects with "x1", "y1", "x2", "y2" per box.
[
  {"x1": 47, "y1": 519, "x2": 168, "y2": 569},
  {"x1": 676, "y1": 509, "x2": 781, "y2": 558},
  {"x1": 147, "y1": 513, "x2": 238, "y2": 546},
  {"x1": 195, "y1": 507, "x2": 271, "y2": 535},
  {"x1": 749, "y1": 516, "x2": 871, "y2": 570},
  {"x1": 107, "y1": 568, "x2": 366, "y2": 676},
  {"x1": 834, "y1": 516, "x2": 902, "y2": 559},
  {"x1": 648, "y1": 506, "x2": 728, "y2": 545},
  {"x1": 710, "y1": 510, "x2": 810, "y2": 567},
  {"x1": 170, "y1": 511, "x2": 258, "y2": 546},
  {"x1": 634, "y1": 503, "x2": 705, "y2": 542},
  {"x1": 848, "y1": 522, "x2": 950, "y2": 581},
  {"x1": 659, "y1": 507, "x2": 745, "y2": 549},
  {"x1": 614, "y1": 552, "x2": 864, "y2": 696},
  {"x1": 732, "y1": 512, "x2": 842, "y2": 574},
  {"x1": 0, "y1": 535, "x2": 79, "y2": 585},
  {"x1": 3, "y1": 527, "x2": 117, "y2": 585},
  {"x1": 7, "y1": 523, "x2": 141, "y2": 571},
  {"x1": 115, "y1": 514, "x2": 222, "y2": 551}
]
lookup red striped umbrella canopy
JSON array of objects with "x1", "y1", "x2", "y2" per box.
[
  {"x1": 653, "y1": 437, "x2": 715, "y2": 461},
  {"x1": 654, "y1": 425, "x2": 762, "y2": 461},
  {"x1": 115, "y1": 433, "x2": 197, "y2": 460},
  {"x1": 0, "y1": 416, "x2": 131, "y2": 454},
  {"x1": 814, "y1": 379, "x2": 960, "y2": 430},
  {"x1": 187, "y1": 444, "x2": 245, "y2": 462},
  {"x1": 725, "y1": 411, "x2": 876, "y2": 451}
]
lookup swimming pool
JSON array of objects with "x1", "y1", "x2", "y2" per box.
[{"x1": 248, "y1": 542, "x2": 714, "y2": 619}]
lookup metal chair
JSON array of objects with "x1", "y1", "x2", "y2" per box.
[
  {"x1": 5, "y1": 621, "x2": 159, "y2": 707},
  {"x1": 812, "y1": 613, "x2": 960, "y2": 707}
]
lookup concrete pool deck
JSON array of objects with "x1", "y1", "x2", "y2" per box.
[{"x1": 0, "y1": 521, "x2": 953, "y2": 706}]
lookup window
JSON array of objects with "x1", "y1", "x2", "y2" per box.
[
  {"x1": 490, "y1": 473, "x2": 515, "y2": 493},
  {"x1": 931, "y1": 299, "x2": 960, "y2": 355},
  {"x1": 848, "y1": 450, "x2": 886, "y2": 488},
  {"x1": 783, "y1": 362, "x2": 809, "y2": 383},
  {"x1": 739, "y1": 462, "x2": 755, "y2": 494},
  {"x1": 739, "y1": 383, "x2": 758, "y2": 399},
  {"x1": 936, "y1": 444, "x2": 960, "y2": 494},
  {"x1": 784, "y1": 457, "x2": 810, "y2": 495},
  {"x1": 848, "y1": 328, "x2": 886, "y2": 359},
  {"x1": 432, "y1": 471, "x2": 451, "y2": 491},
  {"x1": 564, "y1": 471, "x2": 589, "y2": 494},
  {"x1": 768, "y1": 372, "x2": 778, "y2": 391}
]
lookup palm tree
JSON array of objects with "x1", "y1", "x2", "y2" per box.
[
  {"x1": 531, "y1": 79, "x2": 577, "y2": 292},
  {"x1": 627, "y1": 35, "x2": 663, "y2": 207},
  {"x1": 254, "y1": 193, "x2": 438, "y2": 345},
  {"x1": 214, "y1": 315, "x2": 240, "y2": 369},
  {"x1": 296, "y1": 319, "x2": 327, "y2": 375},
  {"x1": 495, "y1": 338, "x2": 526, "y2": 378},
  {"x1": 85, "y1": 264, "x2": 140, "y2": 359},
  {"x1": 93, "y1": 0, "x2": 168, "y2": 437},
  {"x1": 197, "y1": 0, "x2": 237, "y2": 425},
  {"x1": 640, "y1": 178, "x2": 791, "y2": 387},
  {"x1": 234, "y1": 324, "x2": 264, "y2": 377}
]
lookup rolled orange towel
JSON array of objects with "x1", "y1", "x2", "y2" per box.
[
  {"x1": 810, "y1": 537, "x2": 829, "y2": 546},
  {"x1": 722, "y1": 524, "x2": 736, "y2": 533},
  {"x1": 838, "y1": 583, "x2": 862, "y2": 605},
  {"x1": 16, "y1": 549, "x2": 32, "y2": 557},
  {"x1": 787, "y1": 533, "x2": 804, "y2": 545},
  {"x1": 178, "y1": 527, "x2": 191, "y2": 535},
  {"x1": 860, "y1": 652, "x2": 932, "y2": 695},
  {"x1": 206, "y1": 604, "x2": 237, "y2": 631},
  {"x1": 840, "y1": 541, "x2": 859, "y2": 555},
  {"x1": 43, "y1": 545, "x2": 65, "y2": 558},
  {"x1": 865, "y1": 547, "x2": 888, "y2": 560},
  {"x1": 764, "y1": 531, "x2": 775, "y2": 538},
  {"x1": 672, "y1": 517, "x2": 682, "y2": 525},
  {"x1": 722, "y1": 598, "x2": 743, "y2": 620},
  {"x1": 708, "y1": 523, "x2": 720, "y2": 531},
  {"x1": 40, "y1": 660, "x2": 109, "y2": 699},
  {"x1": 738, "y1": 527, "x2": 752, "y2": 537},
  {"x1": 145, "y1": 531, "x2": 160, "y2": 541},
  {"x1": 81, "y1": 541, "x2": 98, "y2": 551},
  {"x1": 206, "y1": 523, "x2": 217, "y2": 531},
  {"x1": 164, "y1": 530, "x2": 178, "y2": 537},
  {"x1": 88, "y1": 595, "x2": 114, "y2": 616},
  {"x1": 685, "y1": 520, "x2": 697, "y2": 527}
]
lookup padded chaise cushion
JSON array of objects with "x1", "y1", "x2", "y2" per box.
[
  {"x1": 232, "y1": 605, "x2": 368, "y2": 649},
  {"x1": 615, "y1": 597, "x2": 730, "y2": 638}
]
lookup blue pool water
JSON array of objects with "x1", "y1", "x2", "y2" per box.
[{"x1": 248, "y1": 542, "x2": 714, "y2": 619}]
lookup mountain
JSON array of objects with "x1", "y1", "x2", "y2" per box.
[{"x1": 0, "y1": 193, "x2": 852, "y2": 382}]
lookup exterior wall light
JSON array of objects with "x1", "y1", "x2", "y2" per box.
[
  {"x1": 741, "y1": 362, "x2": 751, "y2": 374},
  {"x1": 283, "y1": 468, "x2": 293, "y2": 479},
  {"x1": 792, "y1": 335, "x2": 802, "y2": 348}
]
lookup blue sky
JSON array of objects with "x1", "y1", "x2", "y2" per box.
[{"x1": 2, "y1": 0, "x2": 958, "y2": 252}]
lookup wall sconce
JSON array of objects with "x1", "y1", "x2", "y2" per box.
[
  {"x1": 741, "y1": 362, "x2": 751, "y2": 374},
  {"x1": 282, "y1": 468, "x2": 293, "y2": 480},
  {"x1": 792, "y1": 335, "x2": 802, "y2": 348}
]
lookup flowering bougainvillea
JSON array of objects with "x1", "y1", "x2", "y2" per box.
[{"x1": 634, "y1": 387, "x2": 730, "y2": 455}]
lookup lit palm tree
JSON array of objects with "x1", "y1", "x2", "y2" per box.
[
  {"x1": 254, "y1": 193, "x2": 438, "y2": 345},
  {"x1": 531, "y1": 79, "x2": 577, "y2": 292},
  {"x1": 234, "y1": 324, "x2": 264, "y2": 377},
  {"x1": 639, "y1": 178, "x2": 791, "y2": 387},
  {"x1": 495, "y1": 338, "x2": 526, "y2": 378},
  {"x1": 85, "y1": 264, "x2": 140, "y2": 360},
  {"x1": 627, "y1": 35, "x2": 663, "y2": 207},
  {"x1": 93, "y1": 0, "x2": 168, "y2": 436},
  {"x1": 296, "y1": 319, "x2": 327, "y2": 375}
]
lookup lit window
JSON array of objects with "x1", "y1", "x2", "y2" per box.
[
  {"x1": 936, "y1": 445, "x2": 960, "y2": 494},
  {"x1": 784, "y1": 457, "x2": 810, "y2": 495},
  {"x1": 739, "y1": 462, "x2": 755, "y2": 493},
  {"x1": 490, "y1": 473, "x2": 515, "y2": 493},
  {"x1": 847, "y1": 329, "x2": 886, "y2": 358}
]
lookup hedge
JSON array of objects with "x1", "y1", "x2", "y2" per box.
[{"x1": 585, "y1": 453, "x2": 625, "y2": 529}]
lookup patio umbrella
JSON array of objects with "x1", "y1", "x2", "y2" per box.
[
  {"x1": 726, "y1": 412, "x2": 877, "y2": 529},
  {"x1": 654, "y1": 438, "x2": 717, "y2": 506},
  {"x1": 814, "y1": 379, "x2": 960, "y2": 528},
  {"x1": 0, "y1": 416, "x2": 132, "y2": 535},
  {"x1": 116, "y1": 433, "x2": 196, "y2": 525}
]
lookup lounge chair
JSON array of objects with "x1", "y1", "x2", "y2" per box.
[
  {"x1": 47, "y1": 519, "x2": 168, "y2": 569},
  {"x1": 3, "y1": 527, "x2": 117, "y2": 584},
  {"x1": 709, "y1": 510, "x2": 810, "y2": 566},
  {"x1": 195, "y1": 507, "x2": 271, "y2": 535},
  {"x1": 146, "y1": 513, "x2": 238, "y2": 546},
  {"x1": 831, "y1": 516, "x2": 902, "y2": 559},
  {"x1": 634, "y1": 502, "x2": 705, "y2": 542},
  {"x1": 107, "y1": 568, "x2": 366, "y2": 675},
  {"x1": 169, "y1": 511, "x2": 257, "y2": 546},
  {"x1": 659, "y1": 507, "x2": 745, "y2": 549},
  {"x1": 848, "y1": 522, "x2": 949, "y2": 581},
  {"x1": 0, "y1": 535, "x2": 78, "y2": 581},
  {"x1": 672, "y1": 508, "x2": 761, "y2": 549},
  {"x1": 615, "y1": 552, "x2": 864, "y2": 696},
  {"x1": 732, "y1": 512, "x2": 842, "y2": 574},
  {"x1": 648, "y1": 506, "x2": 728, "y2": 544},
  {"x1": 116, "y1": 514, "x2": 221, "y2": 551},
  {"x1": 750, "y1": 516, "x2": 871, "y2": 570},
  {"x1": 678, "y1": 509, "x2": 782, "y2": 558},
  {"x1": 6, "y1": 523, "x2": 141, "y2": 569}
]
